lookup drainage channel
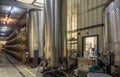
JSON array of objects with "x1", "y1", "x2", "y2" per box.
[{"x1": 3, "y1": 52, "x2": 26, "y2": 77}]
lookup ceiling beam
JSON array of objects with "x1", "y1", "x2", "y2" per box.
[
  {"x1": 32, "y1": 0, "x2": 36, "y2": 4},
  {"x1": 15, "y1": 10, "x2": 27, "y2": 26},
  {"x1": 0, "y1": 0, "x2": 42, "y2": 9}
]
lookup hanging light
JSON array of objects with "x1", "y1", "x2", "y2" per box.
[
  {"x1": 0, "y1": 26, "x2": 11, "y2": 32},
  {"x1": 0, "y1": 33, "x2": 6, "y2": 36},
  {"x1": 2, "y1": 22, "x2": 6, "y2": 24}
]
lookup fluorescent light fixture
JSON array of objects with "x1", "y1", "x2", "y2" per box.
[
  {"x1": 2, "y1": 22, "x2": 6, "y2": 24},
  {"x1": 0, "y1": 33, "x2": 6, "y2": 36},
  {"x1": 6, "y1": 6, "x2": 12, "y2": 12},
  {"x1": 10, "y1": 7, "x2": 20, "y2": 13},
  {"x1": 11, "y1": 10, "x2": 13, "y2": 13},
  {"x1": 7, "y1": 21, "x2": 9, "y2": 24},
  {"x1": 17, "y1": 0, "x2": 34, "y2": 4},
  {"x1": 13, "y1": 7, "x2": 17, "y2": 12},
  {"x1": 5, "y1": 17, "x2": 8, "y2": 21},
  {"x1": 1, "y1": 26, "x2": 10, "y2": 32}
]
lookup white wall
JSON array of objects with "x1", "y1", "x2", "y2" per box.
[
  {"x1": 77, "y1": 0, "x2": 108, "y2": 56},
  {"x1": 66, "y1": 0, "x2": 108, "y2": 56}
]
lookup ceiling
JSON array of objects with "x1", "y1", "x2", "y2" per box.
[
  {"x1": 0, "y1": 5, "x2": 26, "y2": 36},
  {"x1": 0, "y1": 0, "x2": 43, "y2": 41}
]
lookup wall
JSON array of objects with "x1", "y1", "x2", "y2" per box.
[
  {"x1": 66, "y1": 0, "x2": 108, "y2": 56},
  {"x1": 77, "y1": 0, "x2": 108, "y2": 56},
  {"x1": 78, "y1": 0, "x2": 107, "y2": 54}
]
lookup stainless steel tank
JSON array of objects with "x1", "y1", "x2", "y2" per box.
[
  {"x1": 105, "y1": 0, "x2": 120, "y2": 66},
  {"x1": 44, "y1": 0, "x2": 62, "y2": 66},
  {"x1": 27, "y1": 9, "x2": 41, "y2": 58}
]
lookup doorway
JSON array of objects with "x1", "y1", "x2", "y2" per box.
[{"x1": 82, "y1": 36, "x2": 98, "y2": 58}]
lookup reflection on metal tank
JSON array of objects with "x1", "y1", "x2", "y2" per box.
[
  {"x1": 44, "y1": 0, "x2": 62, "y2": 66},
  {"x1": 105, "y1": 0, "x2": 120, "y2": 66},
  {"x1": 27, "y1": 9, "x2": 41, "y2": 58},
  {"x1": 38, "y1": 9, "x2": 44, "y2": 58}
]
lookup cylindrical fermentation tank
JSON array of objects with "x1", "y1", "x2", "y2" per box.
[
  {"x1": 105, "y1": 0, "x2": 120, "y2": 66},
  {"x1": 38, "y1": 9, "x2": 44, "y2": 58},
  {"x1": 27, "y1": 9, "x2": 41, "y2": 58},
  {"x1": 44, "y1": 0, "x2": 62, "y2": 66}
]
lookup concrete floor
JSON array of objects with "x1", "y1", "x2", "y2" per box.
[
  {"x1": 0, "y1": 52, "x2": 78, "y2": 77},
  {"x1": 0, "y1": 52, "x2": 37, "y2": 77}
]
